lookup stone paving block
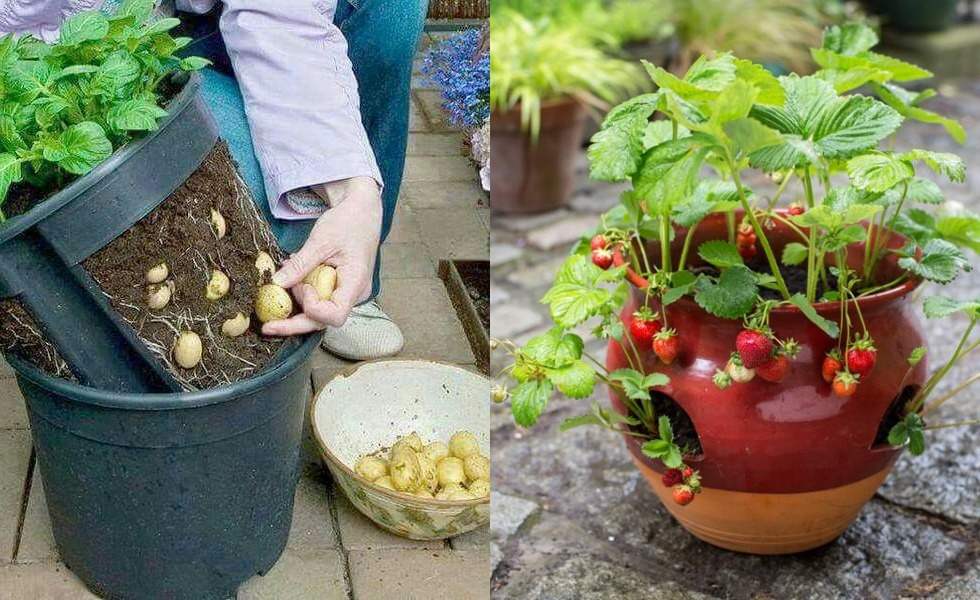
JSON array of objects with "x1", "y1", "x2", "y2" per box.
[
  {"x1": 406, "y1": 133, "x2": 464, "y2": 157},
  {"x1": 0, "y1": 356, "x2": 12, "y2": 379},
  {"x1": 404, "y1": 156, "x2": 477, "y2": 184},
  {"x1": 401, "y1": 181, "x2": 486, "y2": 210},
  {"x1": 0, "y1": 562, "x2": 97, "y2": 599},
  {"x1": 0, "y1": 431, "x2": 31, "y2": 562},
  {"x1": 409, "y1": 97, "x2": 429, "y2": 133},
  {"x1": 490, "y1": 244, "x2": 522, "y2": 269},
  {"x1": 494, "y1": 209, "x2": 569, "y2": 234},
  {"x1": 416, "y1": 208, "x2": 489, "y2": 261},
  {"x1": 334, "y1": 492, "x2": 445, "y2": 551},
  {"x1": 238, "y1": 548, "x2": 348, "y2": 600},
  {"x1": 488, "y1": 304, "x2": 542, "y2": 339},
  {"x1": 505, "y1": 256, "x2": 567, "y2": 290},
  {"x1": 378, "y1": 278, "x2": 475, "y2": 364},
  {"x1": 525, "y1": 214, "x2": 599, "y2": 251},
  {"x1": 380, "y1": 243, "x2": 436, "y2": 279},
  {"x1": 489, "y1": 285, "x2": 510, "y2": 305},
  {"x1": 286, "y1": 471, "x2": 340, "y2": 556},
  {"x1": 414, "y1": 89, "x2": 458, "y2": 133},
  {"x1": 0, "y1": 379, "x2": 27, "y2": 430},
  {"x1": 386, "y1": 205, "x2": 423, "y2": 244},
  {"x1": 476, "y1": 206, "x2": 490, "y2": 230},
  {"x1": 311, "y1": 352, "x2": 355, "y2": 393},
  {"x1": 348, "y1": 548, "x2": 489, "y2": 600},
  {"x1": 17, "y1": 464, "x2": 57, "y2": 564},
  {"x1": 449, "y1": 524, "x2": 489, "y2": 551},
  {"x1": 490, "y1": 491, "x2": 538, "y2": 544}
]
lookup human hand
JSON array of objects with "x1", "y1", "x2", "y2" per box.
[{"x1": 262, "y1": 177, "x2": 381, "y2": 336}]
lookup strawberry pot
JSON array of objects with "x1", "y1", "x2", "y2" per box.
[
  {"x1": 490, "y1": 98, "x2": 587, "y2": 214},
  {"x1": 606, "y1": 213, "x2": 926, "y2": 554}
]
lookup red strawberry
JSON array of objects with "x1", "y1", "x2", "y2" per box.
[
  {"x1": 592, "y1": 248, "x2": 613, "y2": 270},
  {"x1": 822, "y1": 351, "x2": 842, "y2": 383},
  {"x1": 832, "y1": 371, "x2": 859, "y2": 397},
  {"x1": 662, "y1": 468, "x2": 683, "y2": 487},
  {"x1": 737, "y1": 222, "x2": 755, "y2": 239},
  {"x1": 756, "y1": 354, "x2": 790, "y2": 383},
  {"x1": 737, "y1": 243, "x2": 758, "y2": 260},
  {"x1": 672, "y1": 485, "x2": 695, "y2": 506},
  {"x1": 846, "y1": 340, "x2": 877, "y2": 378},
  {"x1": 787, "y1": 203, "x2": 805, "y2": 216},
  {"x1": 735, "y1": 329, "x2": 773, "y2": 368},
  {"x1": 653, "y1": 328, "x2": 679, "y2": 364},
  {"x1": 681, "y1": 466, "x2": 694, "y2": 479},
  {"x1": 629, "y1": 310, "x2": 661, "y2": 348},
  {"x1": 590, "y1": 234, "x2": 607, "y2": 251}
]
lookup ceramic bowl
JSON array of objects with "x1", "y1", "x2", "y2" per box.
[{"x1": 311, "y1": 360, "x2": 490, "y2": 540}]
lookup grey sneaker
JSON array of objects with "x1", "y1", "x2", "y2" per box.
[{"x1": 321, "y1": 300, "x2": 405, "y2": 360}]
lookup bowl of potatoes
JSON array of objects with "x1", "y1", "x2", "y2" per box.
[{"x1": 311, "y1": 360, "x2": 490, "y2": 540}]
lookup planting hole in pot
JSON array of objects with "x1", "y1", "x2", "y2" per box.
[
  {"x1": 649, "y1": 390, "x2": 703, "y2": 459},
  {"x1": 873, "y1": 385, "x2": 921, "y2": 449}
]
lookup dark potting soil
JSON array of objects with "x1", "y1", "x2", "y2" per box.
[
  {"x1": 873, "y1": 384, "x2": 920, "y2": 447},
  {"x1": 633, "y1": 390, "x2": 703, "y2": 457},
  {"x1": 457, "y1": 261, "x2": 489, "y2": 332},
  {"x1": 0, "y1": 299, "x2": 76, "y2": 381},
  {"x1": 82, "y1": 142, "x2": 286, "y2": 390},
  {"x1": 693, "y1": 262, "x2": 839, "y2": 300}
]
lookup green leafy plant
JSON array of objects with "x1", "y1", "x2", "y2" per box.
[
  {"x1": 490, "y1": 0, "x2": 674, "y2": 48},
  {"x1": 0, "y1": 0, "x2": 209, "y2": 221},
  {"x1": 489, "y1": 9, "x2": 644, "y2": 137},
  {"x1": 494, "y1": 23, "x2": 980, "y2": 502}
]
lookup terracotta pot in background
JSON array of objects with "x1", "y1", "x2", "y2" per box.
[
  {"x1": 606, "y1": 212, "x2": 926, "y2": 554},
  {"x1": 490, "y1": 98, "x2": 587, "y2": 214}
]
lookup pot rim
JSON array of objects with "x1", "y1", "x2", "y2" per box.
[
  {"x1": 6, "y1": 333, "x2": 320, "y2": 410},
  {"x1": 0, "y1": 72, "x2": 199, "y2": 244},
  {"x1": 310, "y1": 358, "x2": 491, "y2": 509}
]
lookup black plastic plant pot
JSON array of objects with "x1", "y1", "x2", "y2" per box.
[
  {"x1": 0, "y1": 72, "x2": 218, "y2": 393},
  {"x1": 9, "y1": 333, "x2": 320, "y2": 600}
]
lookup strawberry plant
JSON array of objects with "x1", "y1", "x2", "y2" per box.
[
  {"x1": 494, "y1": 23, "x2": 980, "y2": 503},
  {"x1": 0, "y1": 0, "x2": 209, "y2": 221}
]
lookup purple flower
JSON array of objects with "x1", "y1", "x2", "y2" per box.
[{"x1": 421, "y1": 30, "x2": 490, "y2": 129}]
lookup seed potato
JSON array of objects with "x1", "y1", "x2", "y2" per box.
[
  {"x1": 221, "y1": 312, "x2": 250, "y2": 337},
  {"x1": 146, "y1": 262, "x2": 168, "y2": 284},
  {"x1": 147, "y1": 282, "x2": 172, "y2": 310},
  {"x1": 304, "y1": 264, "x2": 338, "y2": 300},
  {"x1": 374, "y1": 476, "x2": 395, "y2": 491},
  {"x1": 255, "y1": 284, "x2": 293, "y2": 323},
  {"x1": 355, "y1": 455, "x2": 388, "y2": 481},
  {"x1": 468, "y1": 479, "x2": 490, "y2": 498},
  {"x1": 391, "y1": 432, "x2": 423, "y2": 455},
  {"x1": 435, "y1": 483, "x2": 464, "y2": 501},
  {"x1": 422, "y1": 441, "x2": 450, "y2": 464},
  {"x1": 210, "y1": 209, "x2": 227, "y2": 239},
  {"x1": 206, "y1": 270, "x2": 230, "y2": 301},
  {"x1": 436, "y1": 456, "x2": 466, "y2": 488},
  {"x1": 173, "y1": 331, "x2": 203, "y2": 369},
  {"x1": 389, "y1": 447, "x2": 421, "y2": 492},
  {"x1": 446, "y1": 488, "x2": 476, "y2": 501},
  {"x1": 463, "y1": 454, "x2": 490, "y2": 482},
  {"x1": 416, "y1": 453, "x2": 438, "y2": 492},
  {"x1": 255, "y1": 252, "x2": 276, "y2": 278},
  {"x1": 449, "y1": 431, "x2": 480, "y2": 459}
]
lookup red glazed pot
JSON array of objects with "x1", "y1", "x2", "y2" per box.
[
  {"x1": 490, "y1": 98, "x2": 587, "y2": 214},
  {"x1": 607, "y1": 212, "x2": 926, "y2": 554}
]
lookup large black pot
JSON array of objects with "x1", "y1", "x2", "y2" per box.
[
  {"x1": 0, "y1": 73, "x2": 217, "y2": 393},
  {"x1": 9, "y1": 333, "x2": 320, "y2": 600}
]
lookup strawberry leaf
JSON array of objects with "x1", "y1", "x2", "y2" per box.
[
  {"x1": 588, "y1": 93, "x2": 661, "y2": 181},
  {"x1": 922, "y1": 296, "x2": 980, "y2": 320},
  {"x1": 541, "y1": 254, "x2": 624, "y2": 328},
  {"x1": 697, "y1": 240, "x2": 744, "y2": 268},
  {"x1": 693, "y1": 265, "x2": 758, "y2": 319},
  {"x1": 522, "y1": 327, "x2": 584, "y2": 369},
  {"x1": 788, "y1": 293, "x2": 840, "y2": 338},
  {"x1": 781, "y1": 242, "x2": 808, "y2": 266},
  {"x1": 847, "y1": 152, "x2": 914, "y2": 192},
  {"x1": 510, "y1": 379, "x2": 554, "y2": 428},
  {"x1": 898, "y1": 239, "x2": 971, "y2": 284},
  {"x1": 899, "y1": 149, "x2": 966, "y2": 183},
  {"x1": 545, "y1": 360, "x2": 596, "y2": 399}
]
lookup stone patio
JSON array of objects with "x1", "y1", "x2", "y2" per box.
[
  {"x1": 490, "y1": 81, "x2": 980, "y2": 598},
  {"x1": 0, "y1": 33, "x2": 490, "y2": 600}
]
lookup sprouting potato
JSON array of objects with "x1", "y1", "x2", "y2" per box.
[
  {"x1": 463, "y1": 454, "x2": 490, "y2": 482},
  {"x1": 146, "y1": 262, "x2": 169, "y2": 284},
  {"x1": 389, "y1": 447, "x2": 421, "y2": 492},
  {"x1": 468, "y1": 479, "x2": 490, "y2": 498},
  {"x1": 210, "y1": 209, "x2": 227, "y2": 239},
  {"x1": 436, "y1": 456, "x2": 466, "y2": 488},
  {"x1": 391, "y1": 432, "x2": 423, "y2": 455},
  {"x1": 449, "y1": 431, "x2": 480, "y2": 459},
  {"x1": 416, "y1": 453, "x2": 438, "y2": 492},
  {"x1": 206, "y1": 270, "x2": 230, "y2": 301},
  {"x1": 304, "y1": 264, "x2": 337, "y2": 300},
  {"x1": 355, "y1": 455, "x2": 388, "y2": 481},
  {"x1": 255, "y1": 252, "x2": 276, "y2": 278},
  {"x1": 146, "y1": 281, "x2": 172, "y2": 310},
  {"x1": 255, "y1": 284, "x2": 293, "y2": 323},
  {"x1": 173, "y1": 331, "x2": 202, "y2": 369},
  {"x1": 435, "y1": 483, "x2": 464, "y2": 501},
  {"x1": 374, "y1": 476, "x2": 395, "y2": 491},
  {"x1": 221, "y1": 312, "x2": 250, "y2": 337},
  {"x1": 422, "y1": 441, "x2": 450, "y2": 464}
]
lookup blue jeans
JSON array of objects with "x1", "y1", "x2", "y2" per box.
[{"x1": 190, "y1": 0, "x2": 428, "y2": 299}]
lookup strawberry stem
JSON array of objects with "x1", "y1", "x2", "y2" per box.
[{"x1": 730, "y1": 161, "x2": 791, "y2": 301}]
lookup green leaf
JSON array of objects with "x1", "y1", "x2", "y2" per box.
[
  {"x1": 608, "y1": 368, "x2": 668, "y2": 401},
  {"x1": 874, "y1": 83, "x2": 966, "y2": 144},
  {"x1": 781, "y1": 242, "x2": 808, "y2": 266},
  {"x1": 642, "y1": 120, "x2": 689, "y2": 150},
  {"x1": 887, "y1": 421, "x2": 908, "y2": 446},
  {"x1": 813, "y1": 96, "x2": 903, "y2": 159},
  {"x1": 683, "y1": 53, "x2": 737, "y2": 90},
  {"x1": 0, "y1": 152, "x2": 22, "y2": 204},
  {"x1": 545, "y1": 360, "x2": 596, "y2": 399},
  {"x1": 49, "y1": 121, "x2": 112, "y2": 175},
  {"x1": 922, "y1": 296, "x2": 980, "y2": 320},
  {"x1": 179, "y1": 56, "x2": 211, "y2": 72},
  {"x1": 883, "y1": 177, "x2": 943, "y2": 206},
  {"x1": 93, "y1": 50, "x2": 141, "y2": 96},
  {"x1": 658, "y1": 415, "x2": 673, "y2": 443},
  {"x1": 107, "y1": 98, "x2": 167, "y2": 131},
  {"x1": 59, "y1": 11, "x2": 110, "y2": 46},
  {"x1": 733, "y1": 58, "x2": 785, "y2": 105},
  {"x1": 116, "y1": 0, "x2": 155, "y2": 22},
  {"x1": 847, "y1": 152, "x2": 914, "y2": 192},
  {"x1": 788, "y1": 293, "x2": 840, "y2": 338},
  {"x1": 522, "y1": 327, "x2": 584, "y2": 369},
  {"x1": 907, "y1": 347, "x2": 926, "y2": 366},
  {"x1": 724, "y1": 117, "x2": 783, "y2": 155},
  {"x1": 510, "y1": 380, "x2": 553, "y2": 428},
  {"x1": 693, "y1": 265, "x2": 758, "y2": 319},
  {"x1": 908, "y1": 427, "x2": 926, "y2": 456},
  {"x1": 142, "y1": 17, "x2": 180, "y2": 36},
  {"x1": 541, "y1": 254, "x2": 622, "y2": 328},
  {"x1": 6, "y1": 60, "x2": 54, "y2": 103},
  {"x1": 560, "y1": 413, "x2": 602, "y2": 432},
  {"x1": 588, "y1": 93, "x2": 660, "y2": 181},
  {"x1": 697, "y1": 240, "x2": 744, "y2": 268},
  {"x1": 662, "y1": 271, "x2": 697, "y2": 305},
  {"x1": 822, "y1": 23, "x2": 879, "y2": 55},
  {"x1": 899, "y1": 149, "x2": 966, "y2": 183},
  {"x1": 935, "y1": 212, "x2": 980, "y2": 254},
  {"x1": 710, "y1": 79, "x2": 756, "y2": 125},
  {"x1": 898, "y1": 239, "x2": 971, "y2": 284}
]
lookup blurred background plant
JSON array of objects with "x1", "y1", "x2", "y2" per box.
[{"x1": 422, "y1": 28, "x2": 490, "y2": 130}]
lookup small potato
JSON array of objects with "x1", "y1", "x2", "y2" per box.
[
  {"x1": 210, "y1": 209, "x2": 227, "y2": 239},
  {"x1": 255, "y1": 252, "x2": 276, "y2": 278},
  {"x1": 463, "y1": 454, "x2": 490, "y2": 482},
  {"x1": 416, "y1": 453, "x2": 438, "y2": 492},
  {"x1": 449, "y1": 431, "x2": 480, "y2": 459},
  {"x1": 446, "y1": 488, "x2": 476, "y2": 501},
  {"x1": 146, "y1": 262, "x2": 168, "y2": 284},
  {"x1": 436, "y1": 456, "x2": 466, "y2": 488},
  {"x1": 304, "y1": 265, "x2": 337, "y2": 300},
  {"x1": 146, "y1": 281, "x2": 172, "y2": 310},
  {"x1": 391, "y1": 432, "x2": 423, "y2": 456},
  {"x1": 206, "y1": 270, "x2": 230, "y2": 301},
  {"x1": 221, "y1": 312, "x2": 250, "y2": 337},
  {"x1": 374, "y1": 476, "x2": 395, "y2": 491},
  {"x1": 468, "y1": 479, "x2": 490, "y2": 498},
  {"x1": 435, "y1": 483, "x2": 464, "y2": 501},
  {"x1": 173, "y1": 331, "x2": 202, "y2": 369},
  {"x1": 355, "y1": 455, "x2": 388, "y2": 481},
  {"x1": 255, "y1": 284, "x2": 293, "y2": 323},
  {"x1": 389, "y1": 447, "x2": 421, "y2": 492},
  {"x1": 422, "y1": 441, "x2": 450, "y2": 464}
]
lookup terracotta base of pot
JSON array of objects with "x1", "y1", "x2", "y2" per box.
[{"x1": 634, "y1": 458, "x2": 893, "y2": 555}]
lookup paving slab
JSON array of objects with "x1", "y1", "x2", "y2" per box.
[
  {"x1": 403, "y1": 156, "x2": 478, "y2": 184},
  {"x1": 378, "y1": 278, "x2": 476, "y2": 364},
  {"x1": 449, "y1": 525, "x2": 489, "y2": 551},
  {"x1": 489, "y1": 243, "x2": 523, "y2": 270},
  {"x1": 381, "y1": 242, "x2": 437, "y2": 279},
  {"x1": 488, "y1": 304, "x2": 542, "y2": 339},
  {"x1": 0, "y1": 562, "x2": 97, "y2": 600},
  {"x1": 385, "y1": 205, "x2": 423, "y2": 244},
  {"x1": 16, "y1": 464, "x2": 57, "y2": 564},
  {"x1": 401, "y1": 181, "x2": 487, "y2": 210},
  {"x1": 416, "y1": 207, "x2": 489, "y2": 261},
  {"x1": 414, "y1": 88, "x2": 458, "y2": 133},
  {"x1": 333, "y1": 492, "x2": 445, "y2": 551},
  {"x1": 238, "y1": 548, "x2": 348, "y2": 600},
  {"x1": 409, "y1": 97, "x2": 429, "y2": 133},
  {"x1": 406, "y1": 133, "x2": 465, "y2": 157},
  {"x1": 0, "y1": 357, "x2": 12, "y2": 379},
  {"x1": 0, "y1": 379, "x2": 27, "y2": 430},
  {"x1": 348, "y1": 548, "x2": 489, "y2": 600},
  {"x1": 0, "y1": 431, "x2": 31, "y2": 563},
  {"x1": 287, "y1": 469, "x2": 341, "y2": 556},
  {"x1": 524, "y1": 214, "x2": 599, "y2": 251}
]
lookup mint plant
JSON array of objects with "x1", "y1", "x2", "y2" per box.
[
  {"x1": 495, "y1": 24, "x2": 980, "y2": 503},
  {"x1": 0, "y1": 0, "x2": 209, "y2": 221}
]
